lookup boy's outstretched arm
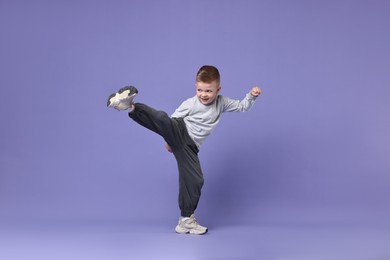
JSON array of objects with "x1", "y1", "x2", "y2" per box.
[
  {"x1": 250, "y1": 86, "x2": 262, "y2": 97},
  {"x1": 222, "y1": 86, "x2": 261, "y2": 112}
]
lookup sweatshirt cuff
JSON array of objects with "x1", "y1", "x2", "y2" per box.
[{"x1": 247, "y1": 93, "x2": 257, "y2": 101}]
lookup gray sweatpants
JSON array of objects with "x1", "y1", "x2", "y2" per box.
[{"x1": 128, "y1": 103, "x2": 204, "y2": 217}]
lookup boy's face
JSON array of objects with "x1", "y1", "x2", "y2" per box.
[{"x1": 196, "y1": 80, "x2": 221, "y2": 105}]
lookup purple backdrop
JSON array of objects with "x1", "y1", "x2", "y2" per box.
[{"x1": 1, "y1": 0, "x2": 389, "y2": 227}]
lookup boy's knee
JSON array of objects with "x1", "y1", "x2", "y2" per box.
[{"x1": 156, "y1": 110, "x2": 169, "y2": 121}]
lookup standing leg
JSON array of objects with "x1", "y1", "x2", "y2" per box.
[
  {"x1": 173, "y1": 140, "x2": 204, "y2": 218},
  {"x1": 172, "y1": 127, "x2": 208, "y2": 235}
]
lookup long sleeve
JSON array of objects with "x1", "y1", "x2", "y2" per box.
[{"x1": 221, "y1": 93, "x2": 257, "y2": 112}]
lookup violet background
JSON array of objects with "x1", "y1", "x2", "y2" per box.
[{"x1": 1, "y1": 0, "x2": 390, "y2": 259}]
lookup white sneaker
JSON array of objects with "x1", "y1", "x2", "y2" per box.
[
  {"x1": 175, "y1": 214, "x2": 208, "y2": 235},
  {"x1": 107, "y1": 86, "x2": 138, "y2": 111}
]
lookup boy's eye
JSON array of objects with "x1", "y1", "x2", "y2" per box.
[{"x1": 197, "y1": 89, "x2": 213, "y2": 93}]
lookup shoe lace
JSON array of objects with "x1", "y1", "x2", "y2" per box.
[{"x1": 189, "y1": 216, "x2": 200, "y2": 226}]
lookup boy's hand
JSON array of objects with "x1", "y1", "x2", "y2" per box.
[
  {"x1": 165, "y1": 143, "x2": 173, "y2": 153},
  {"x1": 250, "y1": 86, "x2": 262, "y2": 97}
]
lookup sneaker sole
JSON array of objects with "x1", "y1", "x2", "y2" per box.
[
  {"x1": 175, "y1": 226, "x2": 208, "y2": 235},
  {"x1": 107, "y1": 86, "x2": 138, "y2": 107}
]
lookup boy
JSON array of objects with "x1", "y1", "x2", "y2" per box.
[{"x1": 107, "y1": 65, "x2": 261, "y2": 235}]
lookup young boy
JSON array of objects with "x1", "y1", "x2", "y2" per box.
[{"x1": 107, "y1": 65, "x2": 261, "y2": 235}]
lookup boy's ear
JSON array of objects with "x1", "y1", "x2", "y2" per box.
[{"x1": 217, "y1": 85, "x2": 222, "y2": 92}]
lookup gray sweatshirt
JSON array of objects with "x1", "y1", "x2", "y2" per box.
[{"x1": 171, "y1": 93, "x2": 257, "y2": 147}]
